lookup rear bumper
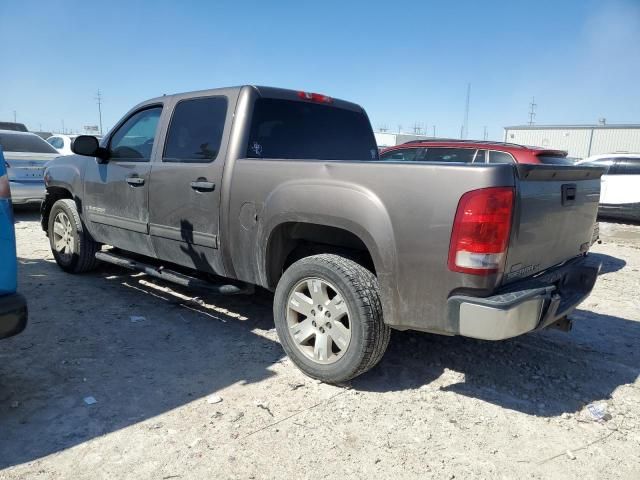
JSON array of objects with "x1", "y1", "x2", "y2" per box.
[
  {"x1": 598, "y1": 202, "x2": 640, "y2": 222},
  {"x1": 0, "y1": 292, "x2": 28, "y2": 339},
  {"x1": 9, "y1": 181, "x2": 45, "y2": 204},
  {"x1": 447, "y1": 256, "x2": 600, "y2": 340}
]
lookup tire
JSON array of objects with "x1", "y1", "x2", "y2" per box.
[
  {"x1": 273, "y1": 254, "x2": 390, "y2": 383},
  {"x1": 48, "y1": 199, "x2": 101, "y2": 273}
]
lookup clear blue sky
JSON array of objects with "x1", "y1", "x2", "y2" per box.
[{"x1": 1, "y1": 0, "x2": 639, "y2": 140}]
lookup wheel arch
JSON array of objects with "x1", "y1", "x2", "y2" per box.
[{"x1": 257, "y1": 182, "x2": 399, "y2": 324}]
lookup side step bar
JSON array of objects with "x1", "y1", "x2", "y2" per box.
[{"x1": 95, "y1": 251, "x2": 254, "y2": 295}]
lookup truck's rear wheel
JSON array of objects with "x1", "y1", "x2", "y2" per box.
[
  {"x1": 48, "y1": 199, "x2": 101, "y2": 273},
  {"x1": 273, "y1": 254, "x2": 390, "y2": 383}
]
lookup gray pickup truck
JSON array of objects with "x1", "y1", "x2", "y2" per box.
[{"x1": 42, "y1": 86, "x2": 603, "y2": 383}]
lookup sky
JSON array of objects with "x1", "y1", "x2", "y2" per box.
[{"x1": 0, "y1": 0, "x2": 639, "y2": 140}]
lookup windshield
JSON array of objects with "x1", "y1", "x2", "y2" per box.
[
  {"x1": 0, "y1": 133, "x2": 58, "y2": 154},
  {"x1": 246, "y1": 98, "x2": 378, "y2": 161}
]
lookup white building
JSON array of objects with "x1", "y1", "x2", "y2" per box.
[
  {"x1": 504, "y1": 124, "x2": 640, "y2": 160},
  {"x1": 374, "y1": 132, "x2": 433, "y2": 148}
]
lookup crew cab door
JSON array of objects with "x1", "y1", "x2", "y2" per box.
[
  {"x1": 148, "y1": 91, "x2": 235, "y2": 275},
  {"x1": 83, "y1": 105, "x2": 163, "y2": 257}
]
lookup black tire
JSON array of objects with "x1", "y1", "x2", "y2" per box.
[
  {"x1": 48, "y1": 199, "x2": 101, "y2": 273},
  {"x1": 273, "y1": 254, "x2": 390, "y2": 383}
]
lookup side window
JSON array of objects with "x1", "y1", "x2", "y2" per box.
[
  {"x1": 488, "y1": 151, "x2": 515, "y2": 164},
  {"x1": 423, "y1": 148, "x2": 476, "y2": 163},
  {"x1": 613, "y1": 158, "x2": 640, "y2": 175},
  {"x1": 48, "y1": 137, "x2": 63, "y2": 149},
  {"x1": 109, "y1": 107, "x2": 162, "y2": 161},
  {"x1": 163, "y1": 96, "x2": 228, "y2": 163},
  {"x1": 379, "y1": 148, "x2": 425, "y2": 161},
  {"x1": 473, "y1": 150, "x2": 487, "y2": 163}
]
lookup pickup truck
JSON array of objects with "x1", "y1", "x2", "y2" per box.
[{"x1": 41, "y1": 86, "x2": 603, "y2": 383}]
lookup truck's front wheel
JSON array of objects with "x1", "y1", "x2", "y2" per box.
[
  {"x1": 48, "y1": 199, "x2": 101, "y2": 273},
  {"x1": 273, "y1": 254, "x2": 390, "y2": 383}
]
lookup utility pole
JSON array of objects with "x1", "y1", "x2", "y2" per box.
[
  {"x1": 397, "y1": 124, "x2": 402, "y2": 134},
  {"x1": 528, "y1": 96, "x2": 537, "y2": 125},
  {"x1": 13, "y1": 110, "x2": 17, "y2": 123},
  {"x1": 95, "y1": 90, "x2": 104, "y2": 135},
  {"x1": 483, "y1": 126, "x2": 488, "y2": 140},
  {"x1": 462, "y1": 83, "x2": 471, "y2": 139},
  {"x1": 61, "y1": 119, "x2": 65, "y2": 134},
  {"x1": 432, "y1": 126, "x2": 436, "y2": 137}
]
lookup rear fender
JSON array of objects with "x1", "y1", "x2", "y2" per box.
[{"x1": 259, "y1": 180, "x2": 400, "y2": 324}]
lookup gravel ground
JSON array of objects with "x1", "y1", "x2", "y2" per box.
[{"x1": 1, "y1": 210, "x2": 639, "y2": 480}]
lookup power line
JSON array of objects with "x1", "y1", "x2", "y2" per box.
[
  {"x1": 462, "y1": 83, "x2": 471, "y2": 139},
  {"x1": 528, "y1": 96, "x2": 537, "y2": 125},
  {"x1": 95, "y1": 90, "x2": 104, "y2": 135}
]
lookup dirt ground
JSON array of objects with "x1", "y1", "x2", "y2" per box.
[{"x1": 1, "y1": 209, "x2": 639, "y2": 480}]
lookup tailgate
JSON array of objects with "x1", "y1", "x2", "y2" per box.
[{"x1": 502, "y1": 165, "x2": 604, "y2": 284}]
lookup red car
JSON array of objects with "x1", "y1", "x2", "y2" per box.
[{"x1": 379, "y1": 139, "x2": 573, "y2": 165}]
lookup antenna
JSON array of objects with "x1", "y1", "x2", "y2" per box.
[
  {"x1": 528, "y1": 96, "x2": 537, "y2": 125},
  {"x1": 462, "y1": 83, "x2": 471, "y2": 139},
  {"x1": 95, "y1": 90, "x2": 104, "y2": 135}
]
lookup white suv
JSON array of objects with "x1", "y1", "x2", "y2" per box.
[{"x1": 578, "y1": 153, "x2": 640, "y2": 222}]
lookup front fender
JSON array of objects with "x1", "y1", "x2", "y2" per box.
[
  {"x1": 259, "y1": 180, "x2": 400, "y2": 325},
  {"x1": 44, "y1": 155, "x2": 86, "y2": 198},
  {"x1": 42, "y1": 156, "x2": 87, "y2": 231}
]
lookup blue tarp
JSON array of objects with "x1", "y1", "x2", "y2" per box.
[{"x1": 0, "y1": 146, "x2": 18, "y2": 295}]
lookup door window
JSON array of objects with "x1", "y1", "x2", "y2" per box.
[
  {"x1": 163, "y1": 97, "x2": 228, "y2": 163},
  {"x1": 109, "y1": 107, "x2": 162, "y2": 161},
  {"x1": 488, "y1": 151, "x2": 515, "y2": 164},
  {"x1": 379, "y1": 148, "x2": 425, "y2": 161},
  {"x1": 423, "y1": 148, "x2": 476, "y2": 163}
]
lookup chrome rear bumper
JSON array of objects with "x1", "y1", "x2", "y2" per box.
[{"x1": 448, "y1": 257, "x2": 601, "y2": 340}]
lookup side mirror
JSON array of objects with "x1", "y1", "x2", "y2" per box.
[{"x1": 72, "y1": 135, "x2": 109, "y2": 163}]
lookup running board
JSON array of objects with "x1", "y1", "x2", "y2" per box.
[{"x1": 95, "y1": 251, "x2": 254, "y2": 295}]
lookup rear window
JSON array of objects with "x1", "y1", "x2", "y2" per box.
[
  {"x1": 537, "y1": 155, "x2": 574, "y2": 165},
  {"x1": 246, "y1": 98, "x2": 378, "y2": 160},
  {"x1": 380, "y1": 148, "x2": 425, "y2": 161},
  {"x1": 423, "y1": 148, "x2": 476, "y2": 163},
  {"x1": 0, "y1": 133, "x2": 58, "y2": 154}
]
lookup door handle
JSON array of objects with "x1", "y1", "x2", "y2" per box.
[
  {"x1": 126, "y1": 176, "x2": 145, "y2": 186},
  {"x1": 190, "y1": 180, "x2": 215, "y2": 192}
]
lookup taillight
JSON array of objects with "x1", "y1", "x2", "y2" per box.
[
  {"x1": 448, "y1": 187, "x2": 514, "y2": 275},
  {"x1": 297, "y1": 91, "x2": 333, "y2": 104},
  {"x1": 0, "y1": 174, "x2": 10, "y2": 199}
]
